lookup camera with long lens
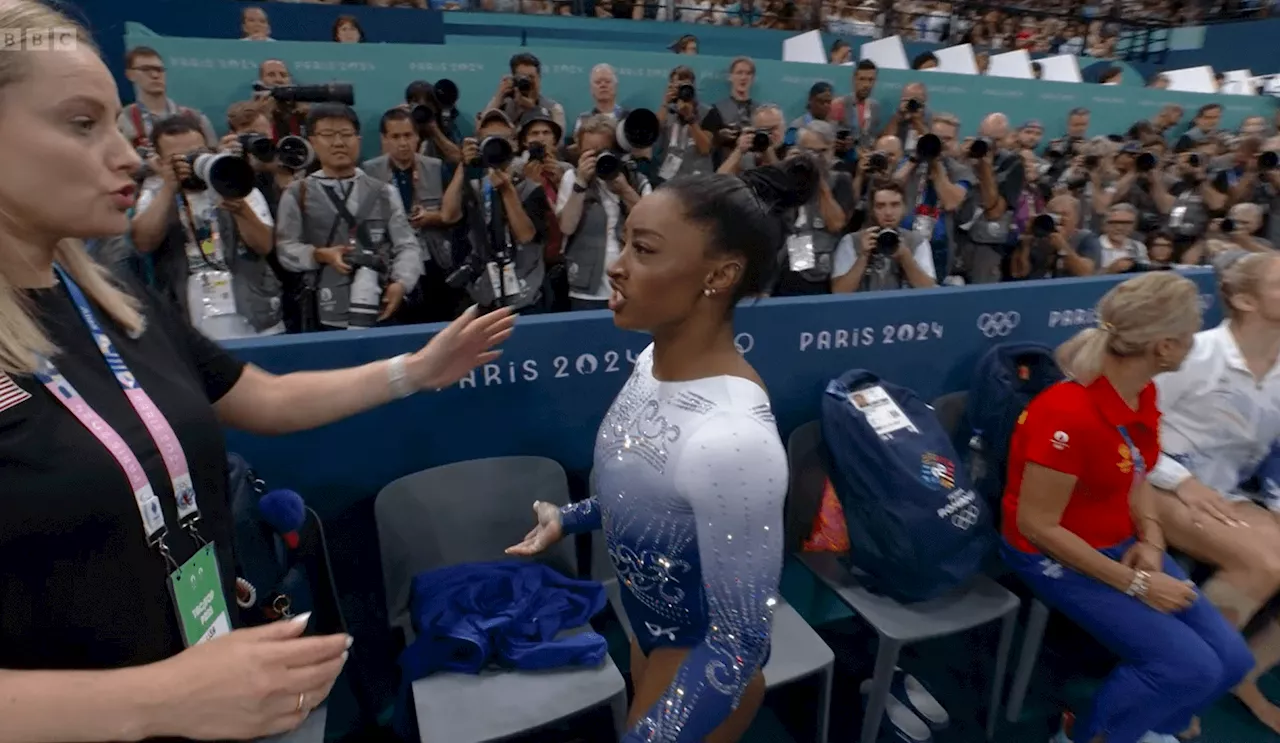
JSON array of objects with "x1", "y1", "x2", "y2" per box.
[
  {"x1": 445, "y1": 253, "x2": 482, "y2": 291},
  {"x1": 1135, "y1": 151, "x2": 1157, "y2": 173},
  {"x1": 1083, "y1": 154, "x2": 1100, "y2": 169},
  {"x1": 905, "y1": 98, "x2": 923, "y2": 114},
  {"x1": 875, "y1": 228, "x2": 900, "y2": 255},
  {"x1": 411, "y1": 102, "x2": 437, "y2": 128},
  {"x1": 468, "y1": 136, "x2": 514, "y2": 170},
  {"x1": 616, "y1": 109, "x2": 660, "y2": 153},
  {"x1": 346, "y1": 245, "x2": 386, "y2": 329},
  {"x1": 276, "y1": 135, "x2": 316, "y2": 171},
  {"x1": 238, "y1": 133, "x2": 275, "y2": 163},
  {"x1": 527, "y1": 142, "x2": 546, "y2": 162},
  {"x1": 1261, "y1": 150, "x2": 1280, "y2": 170},
  {"x1": 254, "y1": 81, "x2": 355, "y2": 106},
  {"x1": 1031, "y1": 212, "x2": 1060, "y2": 239},
  {"x1": 749, "y1": 128, "x2": 771, "y2": 154},
  {"x1": 916, "y1": 132, "x2": 942, "y2": 161},
  {"x1": 180, "y1": 152, "x2": 255, "y2": 199},
  {"x1": 968, "y1": 137, "x2": 991, "y2": 159},
  {"x1": 596, "y1": 151, "x2": 623, "y2": 180},
  {"x1": 676, "y1": 83, "x2": 696, "y2": 102},
  {"x1": 866, "y1": 151, "x2": 889, "y2": 172},
  {"x1": 513, "y1": 75, "x2": 533, "y2": 95},
  {"x1": 410, "y1": 78, "x2": 460, "y2": 128},
  {"x1": 1220, "y1": 217, "x2": 1236, "y2": 233},
  {"x1": 1188, "y1": 153, "x2": 1202, "y2": 168}
]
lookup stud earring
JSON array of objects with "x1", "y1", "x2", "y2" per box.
[{"x1": 704, "y1": 288, "x2": 716, "y2": 297}]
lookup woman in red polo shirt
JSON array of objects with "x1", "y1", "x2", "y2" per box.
[{"x1": 1002, "y1": 272, "x2": 1253, "y2": 743}]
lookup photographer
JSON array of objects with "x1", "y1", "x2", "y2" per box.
[
  {"x1": 556, "y1": 114, "x2": 652, "y2": 311},
  {"x1": 831, "y1": 181, "x2": 936, "y2": 293},
  {"x1": 1156, "y1": 148, "x2": 1227, "y2": 254},
  {"x1": 773, "y1": 122, "x2": 855, "y2": 297},
  {"x1": 220, "y1": 100, "x2": 299, "y2": 215},
  {"x1": 1100, "y1": 142, "x2": 1161, "y2": 235},
  {"x1": 1098, "y1": 204, "x2": 1148, "y2": 273},
  {"x1": 702, "y1": 56, "x2": 757, "y2": 169},
  {"x1": 1042, "y1": 107, "x2": 1091, "y2": 167},
  {"x1": 486, "y1": 53, "x2": 567, "y2": 141},
  {"x1": 848, "y1": 135, "x2": 902, "y2": 231},
  {"x1": 893, "y1": 113, "x2": 972, "y2": 283},
  {"x1": 128, "y1": 115, "x2": 282, "y2": 339},
  {"x1": 254, "y1": 59, "x2": 308, "y2": 141},
  {"x1": 1209, "y1": 203, "x2": 1273, "y2": 254},
  {"x1": 275, "y1": 104, "x2": 422, "y2": 330},
  {"x1": 717, "y1": 104, "x2": 785, "y2": 175},
  {"x1": 654, "y1": 66, "x2": 714, "y2": 181},
  {"x1": 404, "y1": 80, "x2": 462, "y2": 166},
  {"x1": 883, "y1": 82, "x2": 930, "y2": 152},
  {"x1": 119, "y1": 47, "x2": 217, "y2": 151},
  {"x1": 830, "y1": 59, "x2": 880, "y2": 153},
  {"x1": 1010, "y1": 195, "x2": 1101, "y2": 280},
  {"x1": 516, "y1": 108, "x2": 572, "y2": 310},
  {"x1": 957, "y1": 113, "x2": 1024, "y2": 284},
  {"x1": 436, "y1": 110, "x2": 548, "y2": 313},
  {"x1": 1175, "y1": 103, "x2": 1223, "y2": 152},
  {"x1": 572, "y1": 64, "x2": 628, "y2": 139},
  {"x1": 365, "y1": 108, "x2": 456, "y2": 323}
]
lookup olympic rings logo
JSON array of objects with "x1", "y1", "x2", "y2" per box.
[
  {"x1": 976, "y1": 311, "x2": 1021, "y2": 338},
  {"x1": 952, "y1": 505, "x2": 980, "y2": 530}
]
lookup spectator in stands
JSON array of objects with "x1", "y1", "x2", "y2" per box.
[
  {"x1": 771, "y1": 123, "x2": 853, "y2": 295},
  {"x1": 572, "y1": 64, "x2": 627, "y2": 138},
  {"x1": 332, "y1": 15, "x2": 365, "y2": 43},
  {"x1": 517, "y1": 108, "x2": 571, "y2": 310},
  {"x1": 557, "y1": 114, "x2": 653, "y2": 310},
  {"x1": 671, "y1": 33, "x2": 699, "y2": 53},
  {"x1": 365, "y1": 108, "x2": 453, "y2": 323},
  {"x1": 119, "y1": 47, "x2": 217, "y2": 150},
  {"x1": 1010, "y1": 194, "x2": 1101, "y2": 279},
  {"x1": 911, "y1": 51, "x2": 940, "y2": 70},
  {"x1": 241, "y1": 5, "x2": 274, "y2": 41},
  {"x1": 831, "y1": 59, "x2": 880, "y2": 153},
  {"x1": 256, "y1": 59, "x2": 308, "y2": 140},
  {"x1": 487, "y1": 53, "x2": 567, "y2": 140},
  {"x1": 1004, "y1": 271, "x2": 1251, "y2": 743},
  {"x1": 275, "y1": 104, "x2": 422, "y2": 330},
  {"x1": 0, "y1": 4, "x2": 514, "y2": 735},
  {"x1": 1149, "y1": 74, "x2": 1171, "y2": 90},
  {"x1": 831, "y1": 181, "x2": 937, "y2": 292},
  {"x1": 705, "y1": 56, "x2": 759, "y2": 166},
  {"x1": 829, "y1": 38, "x2": 852, "y2": 64},
  {"x1": 1099, "y1": 66, "x2": 1123, "y2": 85},
  {"x1": 655, "y1": 65, "x2": 715, "y2": 180},
  {"x1": 893, "y1": 111, "x2": 971, "y2": 282},
  {"x1": 129, "y1": 115, "x2": 282, "y2": 339},
  {"x1": 884, "y1": 81, "x2": 930, "y2": 152},
  {"x1": 788, "y1": 81, "x2": 836, "y2": 133},
  {"x1": 1147, "y1": 251, "x2": 1280, "y2": 735}
]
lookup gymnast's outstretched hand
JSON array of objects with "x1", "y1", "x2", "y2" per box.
[{"x1": 505, "y1": 501, "x2": 563, "y2": 556}]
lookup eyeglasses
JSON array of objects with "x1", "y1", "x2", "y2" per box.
[{"x1": 314, "y1": 131, "x2": 358, "y2": 142}]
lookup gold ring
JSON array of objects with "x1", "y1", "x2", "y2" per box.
[{"x1": 296, "y1": 692, "x2": 306, "y2": 713}]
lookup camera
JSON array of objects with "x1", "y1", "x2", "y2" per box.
[
  {"x1": 1135, "y1": 151, "x2": 1157, "y2": 173},
  {"x1": 277, "y1": 135, "x2": 315, "y2": 171},
  {"x1": 411, "y1": 102, "x2": 437, "y2": 128},
  {"x1": 968, "y1": 137, "x2": 991, "y2": 159},
  {"x1": 238, "y1": 133, "x2": 275, "y2": 162},
  {"x1": 836, "y1": 127, "x2": 852, "y2": 141},
  {"x1": 513, "y1": 75, "x2": 533, "y2": 95},
  {"x1": 181, "y1": 152, "x2": 255, "y2": 199},
  {"x1": 254, "y1": 82, "x2": 355, "y2": 106},
  {"x1": 676, "y1": 83, "x2": 696, "y2": 102},
  {"x1": 916, "y1": 133, "x2": 942, "y2": 161},
  {"x1": 750, "y1": 127, "x2": 771, "y2": 154},
  {"x1": 866, "y1": 151, "x2": 889, "y2": 171},
  {"x1": 595, "y1": 151, "x2": 623, "y2": 180},
  {"x1": 905, "y1": 98, "x2": 923, "y2": 114},
  {"x1": 1260, "y1": 150, "x2": 1279, "y2": 170},
  {"x1": 434, "y1": 79, "x2": 460, "y2": 110},
  {"x1": 409, "y1": 78, "x2": 460, "y2": 128},
  {"x1": 1065, "y1": 172, "x2": 1089, "y2": 191},
  {"x1": 875, "y1": 228, "x2": 900, "y2": 255},
  {"x1": 617, "y1": 109, "x2": 660, "y2": 152},
  {"x1": 1220, "y1": 217, "x2": 1236, "y2": 233},
  {"x1": 1187, "y1": 153, "x2": 1201, "y2": 168},
  {"x1": 1083, "y1": 154, "x2": 1100, "y2": 169},
  {"x1": 527, "y1": 142, "x2": 546, "y2": 162},
  {"x1": 469, "y1": 136, "x2": 514, "y2": 169},
  {"x1": 1031, "y1": 213, "x2": 1060, "y2": 239},
  {"x1": 1045, "y1": 142, "x2": 1068, "y2": 161}
]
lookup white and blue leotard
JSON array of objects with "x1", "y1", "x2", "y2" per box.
[{"x1": 559, "y1": 344, "x2": 787, "y2": 743}]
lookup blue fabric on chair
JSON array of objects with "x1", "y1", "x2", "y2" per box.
[{"x1": 399, "y1": 559, "x2": 609, "y2": 679}]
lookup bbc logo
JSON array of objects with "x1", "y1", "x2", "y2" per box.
[{"x1": 0, "y1": 27, "x2": 78, "y2": 52}]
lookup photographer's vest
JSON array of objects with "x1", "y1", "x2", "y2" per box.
[
  {"x1": 711, "y1": 97, "x2": 754, "y2": 168},
  {"x1": 122, "y1": 100, "x2": 196, "y2": 147},
  {"x1": 464, "y1": 176, "x2": 545, "y2": 310},
  {"x1": 852, "y1": 228, "x2": 927, "y2": 292},
  {"x1": 366, "y1": 154, "x2": 450, "y2": 268},
  {"x1": 776, "y1": 176, "x2": 845, "y2": 294},
  {"x1": 903, "y1": 156, "x2": 967, "y2": 280},
  {"x1": 657, "y1": 104, "x2": 714, "y2": 181},
  {"x1": 153, "y1": 194, "x2": 283, "y2": 333},
  {"x1": 289, "y1": 172, "x2": 396, "y2": 329},
  {"x1": 564, "y1": 173, "x2": 649, "y2": 296}
]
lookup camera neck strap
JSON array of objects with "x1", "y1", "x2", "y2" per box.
[{"x1": 175, "y1": 193, "x2": 228, "y2": 270}]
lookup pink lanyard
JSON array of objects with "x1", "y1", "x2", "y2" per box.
[{"x1": 35, "y1": 265, "x2": 200, "y2": 560}]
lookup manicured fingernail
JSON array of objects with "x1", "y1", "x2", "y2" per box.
[
  {"x1": 291, "y1": 612, "x2": 313, "y2": 625},
  {"x1": 341, "y1": 651, "x2": 349, "y2": 663},
  {"x1": 345, "y1": 635, "x2": 354, "y2": 649}
]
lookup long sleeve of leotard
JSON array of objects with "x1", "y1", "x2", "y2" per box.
[
  {"x1": 560, "y1": 496, "x2": 601, "y2": 534},
  {"x1": 623, "y1": 412, "x2": 786, "y2": 743}
]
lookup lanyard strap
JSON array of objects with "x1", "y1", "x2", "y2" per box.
[
  {"x1": 177, "y1": 194, "x2": 226, "y2": 269},
  {"x1": 35, "y1": 265, "x2": 201, "y2": 550}
]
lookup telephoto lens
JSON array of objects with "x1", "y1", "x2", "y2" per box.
[
  {"x1": 1031, "y1": 213, "x2": 1058, "y2": 239},
  {"x1": 186, "y1": 152, "x2": 255, "y2": 199},
  {"x1": 277, "y1": 136, "x2": 316, "y2": 171},
  {"x1": 968, "y1": 137, "x2": 990, "y2": 159},
  {"x1": 676, "y1": 83, "x2": 696, "y2": 102},
  {"x1": 514, "y1": 75, "x2": 533, "y2": 94},
  {"x1": 595, "y1": 151, "x2": 621, "y2": 180},
  {"x1": 875, "y1": 229, "x2": 900, "y2": 255},
  {"x1": 238, "y1": 133, "x2": 275, "y2": 162},
  {"x1": 1135, "y1": 151, "x2": 1157, "y2": 172}
]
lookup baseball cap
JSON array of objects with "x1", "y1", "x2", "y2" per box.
[{"x1": 476, "y1": 108, "x2": 514, "y2": 130}]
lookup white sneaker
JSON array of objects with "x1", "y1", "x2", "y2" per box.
[{"x1": 860, "y1": 678, "x2": 932, "y2": 741}]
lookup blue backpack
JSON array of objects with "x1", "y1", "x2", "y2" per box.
[
  {"x1": 964, "y1": 343, "x2": 1064, "y2": 518},
  {"x1": 821, "y1": 370, "x2": 995, "y2": 603}
]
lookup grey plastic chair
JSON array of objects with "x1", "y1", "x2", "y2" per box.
[
  {"x1": 787, "y1": 420, "x2": 1019, "y2": 743},
  {"x1": 590, "y1": 530, "x2": 835, "y2": 743},
  {"x1": 375, "y1": 457, "x2": 628, "y2": 743}
]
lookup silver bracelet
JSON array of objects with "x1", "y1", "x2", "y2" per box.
[
  {"x1": 387, "y1": 353, "x2": 415, "y2": 399},
  {"x1": 1125, "y1": 569, "x2": 1151, "y2": 598}
]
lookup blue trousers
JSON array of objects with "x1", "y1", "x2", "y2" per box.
[{"x1": 1003, "y1": 539, "x2": 1253, "y2": 743}]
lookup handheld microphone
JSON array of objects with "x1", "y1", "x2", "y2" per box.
[{"x1": 259, "y1": 489, "x2": 306, "y2": 549}]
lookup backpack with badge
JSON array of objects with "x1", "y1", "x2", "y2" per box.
[
  {"x1": 821, "y1": 370, "x2": 995, "y2": 603},
  {"x1": 963, "y1": 342, "x2": 1064, "y2": 518}
]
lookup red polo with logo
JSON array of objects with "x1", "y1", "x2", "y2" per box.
[{"x1": 1002, "y1": 377, "x2": 1161, "y2": 553}]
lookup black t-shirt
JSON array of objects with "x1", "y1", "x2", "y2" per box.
[{"x1": 0, "y1": 277, "x2": 245, "y2": 677}]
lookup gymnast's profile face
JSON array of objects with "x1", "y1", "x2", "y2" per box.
[
  {"x1": 606, "y1": 189, "x2": 734, "y2": 333},
  {"x1": 0, "y1": 46, "x2": 140, "y2": 241}
]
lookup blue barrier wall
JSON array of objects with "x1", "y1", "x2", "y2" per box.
[{"x1": 225, "y1": 271, "x2": 1219, "y2": 520}]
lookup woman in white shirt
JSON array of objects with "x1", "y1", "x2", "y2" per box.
[{"x1": 1148, "y1": 250, "x2": 1280, "y2": 734}]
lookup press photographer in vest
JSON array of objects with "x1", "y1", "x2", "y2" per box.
[
  {"x1": 365, "y1": 107, "x2": 455, "y2": 323},
  {"x1": 485, "y1": 53, "x2": 567, "y2": 140},
  {"x1": 653, "y1": 65, "x2": 713, "y2": 181},
  {"x1": 0, "y1": 4, "x2": 515, "y2": 739},
  {"x1": 404, "y1": 79, "x2": 462, "y2": 166},
  {"x1": 219, "y1": 100, "x2": 298, "y2": 215},
  {"x1": 118, "y1": 46, "x2": 217, "y2": 153},
  {"x1": 275, "y1": 103, "x2": 422, "y2": 330},
  {"x1": 702, "y1": 56, "x2": 757, "y2": 168},
  {"x1": 516, "y1": 108, "x2": 571, "y2": 310},
  {"x1": 773, "y1": 121, "x2": 854, "y2": 296},
  {"x1": 1159, "y1": 148, "x2": 1226, "y2": 253},
  {"x1": 557, "y1": 113, "x2": 653, "y2": 311},
  {"x1": 892, "y1": 112, "x2": 973, "y2": 283},
  {"x1": 255, "y1": 59, "x2": 307, "y2": 141},
  {"x1": 883, "y1": 82, "x2": 931, "y2": 153},
  {"x1": 440, "y1": 109, "x2": 549, "y2": 313},
  {"x1": 831, "y1": 180, "x2": 937, "y2": 293},
  {"x1": 1010, "y1": 194, "x2": 1103, "y2": 280},
  {"x1": 717, "y1": 103, "x2": 785, "y2": 175},
  {"x1": 957, "y1": 113, "x2": 1025, "y2": 285},
  {"x1": 128, "y1": 115, "x2": 283, "y2": 341}
]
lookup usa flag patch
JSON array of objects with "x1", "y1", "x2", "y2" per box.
[{"x1": 0, "y1": 373, "x2": 31, "y2": 413}]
